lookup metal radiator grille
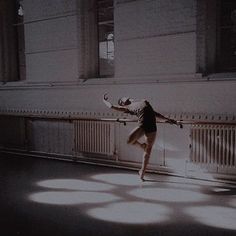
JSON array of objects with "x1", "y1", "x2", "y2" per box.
[
  {"x1": 190, "y1": 125, "x2": 236, "y2": 167},
  {"x1": 74, "y1": 120, "x2": 115, "y2": 156}
]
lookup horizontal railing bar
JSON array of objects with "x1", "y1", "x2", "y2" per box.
[{"x1": 0, "y1": 113, "x2": 236, "y2": 126}]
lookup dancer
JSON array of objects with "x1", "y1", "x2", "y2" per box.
[{"x1": 103, "y1": 93, "x2": 180, "y2": 181}]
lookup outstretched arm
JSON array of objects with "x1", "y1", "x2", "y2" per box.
[
  {"x1": 155, "y1": 111, "x2": 183, "y2": 128},
  {"x1": 155, "y1": 111, "x2": 178, "y2": 125},
  {"x1": 103, "y1": 93, "x2": 128, "y2": 112}
]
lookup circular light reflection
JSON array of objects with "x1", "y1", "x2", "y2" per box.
[
  {"x1": 92, "y1": 173, "x2": 153, "y2": 186},
  {"x1": 129, "y1": 188, "x2": 208, "y2": 203},
  {"x1": 29, "y1": 191, "x2": 120, "y2": 205},
  {"x1": 87, "y1": 201, "x2": 170, "y2": 224},
  {"x1": 185, "y1": 206, "x2": 236, "y2": 230},
  {"x1": 37, "y1": 179, "x2": 114, "y2": 191}
]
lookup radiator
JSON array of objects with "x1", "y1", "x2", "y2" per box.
[
  {"x1": 190, "y1": 125, "x2": 236, "y2": 167},
  {"x1": 74, "y1": 120, "x2": 115, "y2": 156}
]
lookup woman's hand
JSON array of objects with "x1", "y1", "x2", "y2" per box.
[
  {"x1": 103, "y1": 93, "x2": 112, "y2": 108},
  {"x1": 103, "y1": 93, "x2": 109, "y2": 101}
]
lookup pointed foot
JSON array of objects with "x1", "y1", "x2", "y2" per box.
[{"x1": 138, "y1": 170, "x2": 145, "y2": 181}]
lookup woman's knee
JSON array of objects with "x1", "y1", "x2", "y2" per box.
[{"x1": 127, "y1": 128, "x2": 144, "y2": 144}]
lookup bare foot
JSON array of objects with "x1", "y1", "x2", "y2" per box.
[{"x1": 138, "y1": 170, "x2": 145, "y2": 181}]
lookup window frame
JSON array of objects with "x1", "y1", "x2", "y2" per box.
[
  {"x1": 97, "y1": 0, "x2": 114, "y2": 78},
  {"x1": 198, "y1": 0, "x2": 236, "y2": 76},
  {"x1": 0, "y1": 0, "x2": 25, "y2": 83},
  {"x1": 216, "y1": 0, "x2": 236, "y2": 72},
  {"x1": 15, "y1": 0, "x2": 26, "y2": 81}
]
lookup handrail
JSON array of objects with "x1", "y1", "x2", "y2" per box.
[
  {"x1": 1, "y1": 112, "x2": 236, "y2": 126},
  {"x1": 74, "y1": 117, "x2": 236, "y2": 127},
  {"x1": 97, "y1": 118, "x2": 236, "y2": 126}
]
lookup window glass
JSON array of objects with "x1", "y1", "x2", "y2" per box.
[
  {"x1": 16, "y1": 0, "x2": 26, "y2": 80},
  {"x1": 218, "y1": 0, "x2": 236, "y2": 72},
  {"x1": 98, "y1": 0, "x2": 114, "y2": 77}
]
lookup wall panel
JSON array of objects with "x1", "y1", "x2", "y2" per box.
[
  {"x1": 116, "y1": 32, "x2": 196, "y2": 77},
  {"x1": 26, "y1": 50, "x2": 78, "y2": 82},
  {"x1": 23, "y1": 0, "x2": 76, "y2": 21},
  {"x1": 25, "y1": 16, "x2": 77, "y2": 53},
  {"x1": 28, "y1": 119, "x2": 73, "y2": 156}
]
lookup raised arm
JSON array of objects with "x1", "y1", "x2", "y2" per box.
[{"x1": 103, "y1": 93, "x2": 129, "y2": 112}]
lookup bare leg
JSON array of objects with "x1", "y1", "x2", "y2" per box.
[
  {"x1": 127, "y1": 127, "x2": 145, "y2": 149},
  {"x1": 139, "y1": 153, "x2": 150, "y2": 181},
  {"x1": 139, "y1": 132, "x2": 157, "y2": 181},
  {"x1": 127, "y1": 127, "x2": 156, "y2": 181}
]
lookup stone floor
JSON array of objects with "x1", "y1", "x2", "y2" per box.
[{"x1": 0, "y1": 153, "x2": 236, "y2": 236}]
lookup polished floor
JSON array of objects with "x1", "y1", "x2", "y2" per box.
[{"x1": 0, "y1": 153, "x2": 236, "y2": 236}]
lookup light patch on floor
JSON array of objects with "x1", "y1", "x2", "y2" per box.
[
  {"x1": 91, "y1": 173, "x2": 153, "y2": 186},
  {"x1": 128, "y1": 188, "x2": 208, "y2": 203},
  {"x1": 27, "y1": 173, "x2": 235, "y2": 229},
  {"x1": 185, "y1": 206, "x2": 236, "y2": 231},
  {"x1": 37, "y1": 179, "x2": 115, "y2": 191},
  {"x1": 29, "y1": 191, "x2": 120, "y2": 205},
  {"x1": 87, "y1": 201, "x2": 170, "y2": 224}
]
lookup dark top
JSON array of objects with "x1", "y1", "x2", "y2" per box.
[{"x1": 125, "y1": 100, "x2": 157, "y2": 133}]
